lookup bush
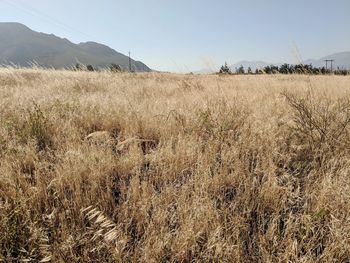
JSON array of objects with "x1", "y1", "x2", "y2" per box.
[
  {"x1": 87, "y1": 65, "x2": 95, "y2": 71},
  {"x1": 110, "y1": 63, "x2": 122, "y2": 73},
  {"x1": 236, "y1": 65, "x2": 245, "y2": 74},
  {"x1": 19, "y1": 104, "x2": 53, "y2": 151},
  {"x1": 219, "y1": 62, "x2": 231, "y2": 74},
  {"x1": 282, "y1": 91, "x2": 350, "y2": 171},
  {"x1": 75, "y1": 63, "x2": 83, "y2": 71}
]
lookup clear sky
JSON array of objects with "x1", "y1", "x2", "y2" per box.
[{"x1": 0, "y1": 0, "x2": 349, "y2": 72}]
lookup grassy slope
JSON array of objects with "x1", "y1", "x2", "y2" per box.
[{"x1": 1, "y1": 69, "x2": 350, "y2": 262}]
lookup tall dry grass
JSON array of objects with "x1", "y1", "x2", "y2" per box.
[{"x1": 1, "y1": 68, "x2": 350, "y2": 262}]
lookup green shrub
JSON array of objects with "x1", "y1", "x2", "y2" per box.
[
  {"x1": 219, "y1": 62, "x2": 231, "y2": 74},
  {"x1": 20, "y1": 104, "x2": 53, "y2": 151},
  {"x1": 110, "y1": 63, "x2": 122, "y2": 72},
  {"x1": 87, "y1": 65, "x2": 95, "y2": 72}
]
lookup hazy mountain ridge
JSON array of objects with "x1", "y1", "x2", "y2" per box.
[
  {"x1": 195, "y1": 61, "x2": 271, "y2": 74},
  {"x1": 230, "y1": 61, "x2": 270, "y2": 71},
  {"x1": 196, "y1": 52, "x2": 350, "y2": 74},
  {"x1": 231, "y1": 52, "x2": 350, "y2": 71},
  {"x1": 303, "y1": 52, "x2": 350, "y2": 69},
  {"x1": 0, "y1": 22, "x2": 151, "y2": 71}
]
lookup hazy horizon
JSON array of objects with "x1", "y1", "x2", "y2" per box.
[{"x1": 1, "y1": 0, "x2": 349, "y2": 72}]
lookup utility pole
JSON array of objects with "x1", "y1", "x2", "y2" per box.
[
  {"x1": 128, "y1": 51, "x2": 131, "y2": 72},
  {"x1": 324, "y1": 59, "x2": 335, "y2": 73}
]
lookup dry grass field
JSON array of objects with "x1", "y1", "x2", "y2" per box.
[{"x1": 1, "y1": 68, "x2": 350, "y2": 262}]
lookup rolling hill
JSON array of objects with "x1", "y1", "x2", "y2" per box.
[{"x1": 303, "y1": 52, "x2": 350, "y2": 69}]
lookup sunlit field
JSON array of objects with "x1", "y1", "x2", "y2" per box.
[{"x1": 1, "y1": 68, "x2": 350, "y2": 262}]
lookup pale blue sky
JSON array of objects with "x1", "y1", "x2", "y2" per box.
[{"x1": 0, "y1": 0, "x2": 349, "y2": 72}]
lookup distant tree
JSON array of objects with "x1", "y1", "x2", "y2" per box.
[
  {"x1": 263, "y1": 65, "x2": 280, "y2": 74},
  {"x1": 289, "y1": 65, "x2": 295, "y2": 74},
  {"x1": 247, "y1": 67, "x2": 253, "y2": 74},
  {"x1": 252, "y1": 62, "x2": 348, "y2": 75},
  {"x1": 75, "y1": 63, "x2": 83, "y2": 71},
  {"x1": 297, "y1": 64, "x2": 313, "y2": 74},
  {"x1": 255, "y1": 68, "x2": 264, "y2": 74},
  {"x1": 334, "y1": 68, "x2": 349, "y2": 76},
  {"x1": 279, "y1": 63, "x2": 291, "y2": 74},
  {"x1": 236, "y1": 65, "x2": 245, "y2": 74},
  {"x1": 271, "y1": 65, "x2": 279, "y2": 74},
  {"x1": 87, "y1": 65, "x2": 94, "y2": 71},
  {"x1": 312, "y1": 67, "x2": 321, "y2": 75},
  {"x1": 110, "y1": 63, "x2": 122, "y2": 72},
  {"x1": 219, "y1": 62, "x2": 231, "y2": 74},
  {"x1": 294, "y1": 64, "x2": 310, "y2": 74},
  {"x1": 263, "y1": 65, "x2": 272, "y2": 74}
]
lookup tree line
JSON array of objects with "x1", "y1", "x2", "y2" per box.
[
  {"x1": 74, "y1": 63, "x2": 125, "y2": 72},
  {"x1": 219, "y1": 62, "x2": 350, "y2": 75}
]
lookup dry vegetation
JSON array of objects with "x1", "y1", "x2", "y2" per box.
[{"x1": 1, "y1": 68, "x2": 350, "y2": 262}]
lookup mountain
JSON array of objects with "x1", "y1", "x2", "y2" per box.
[
  {"x1": 196, "y1": 52, "x2": 350, "y2": 74},
  {"x1": 194, "y1": 61, "x2": 269, "y2": 74},
  {"x1": 303, "y1": 52, "x2": 350, "y2": 69},
  {"x1": 230, "y1": 52, "x2": 350, "y2": 72},
  {"x1": 0, "y1": 22, "x2": 151, "y2": 71}
]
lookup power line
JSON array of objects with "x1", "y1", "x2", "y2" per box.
[
  {"x1": 1, "y1": 0, "x2": 96, "y2": 40},
  {"x1": 324, "y1": 59, "x2": 335, "y2": 72},
  {"x1": 1, "y1": 0, "x2": 139, "y2": 69}
]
